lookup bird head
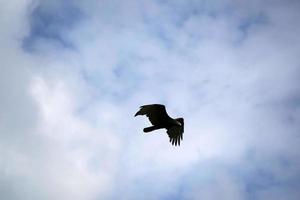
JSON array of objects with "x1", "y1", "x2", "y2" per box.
[{"x1": 175, "y1": 118, "x2": 184, "y2": 126}]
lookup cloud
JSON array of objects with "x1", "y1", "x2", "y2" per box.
[
  {"x1": 1, "y1": 0, "x2": 300, "y2": 199},
  {"x1": 22, "y1": 0, "x2": 84, "y2": 51}
]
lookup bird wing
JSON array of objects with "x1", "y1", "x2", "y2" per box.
[
  {"x1": 167, "y1": 124, "x2": 184, "y2": 146},
  {"x1": 134, "y1": 104, "x2": 170, "y2": 126}
]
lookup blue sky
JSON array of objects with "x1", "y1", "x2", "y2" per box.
[{"x1": 1, "y1": 0, "x2": 300, "y2": 199}]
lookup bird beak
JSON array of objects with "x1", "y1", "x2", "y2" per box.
[{"x1": 176, "y1": 121, "x2": 182, "y2": 126}]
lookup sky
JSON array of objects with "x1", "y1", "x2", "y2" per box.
[{"x1": 1, "y1": 0, "x2": 300, "y2": 199}]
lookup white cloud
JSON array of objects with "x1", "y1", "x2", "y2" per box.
[{"x1": 1, "y1": 0, "x2": 300, "y2": 199}]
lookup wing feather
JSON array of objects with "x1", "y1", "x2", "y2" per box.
[
  {"x1": 167, "y1": 124, "x2": 184, "y2": 146},
  {"x1": 134, "y1": 104, "x2": 170, "y2": 125}
]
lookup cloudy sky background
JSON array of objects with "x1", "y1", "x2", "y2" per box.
[{"x1": 1, "y1": 0, "x2": 300, "y2": 199}]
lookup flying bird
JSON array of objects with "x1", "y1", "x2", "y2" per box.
[{"x1": 134, "y1": 104, "x2": 184, "y2": 146}]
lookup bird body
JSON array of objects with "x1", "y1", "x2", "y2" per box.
[{"x1": 134, "y1": 104, "x2": 184, "y2": 146}]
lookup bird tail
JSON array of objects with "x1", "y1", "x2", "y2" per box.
[{"x1": 143, "y1": 126, "x2": 160, "y2": 133}]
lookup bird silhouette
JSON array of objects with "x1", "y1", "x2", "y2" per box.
[{"x1": 134, "y1": 104, "x2": 184, "y2": 146}]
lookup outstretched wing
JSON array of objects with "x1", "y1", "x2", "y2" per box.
[
  {"x1": 134, "y1": 104, "x2": 170, "y2": 126},
  {"x1": 167, "y1": 119, "x2": 184, "y2": 146}
]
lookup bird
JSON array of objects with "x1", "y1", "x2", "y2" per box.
[{"x1": 134, "y1": 104, "x2": 184, "y2": 146}]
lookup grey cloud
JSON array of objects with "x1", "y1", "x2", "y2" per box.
[{"x1": 22, "y1": 0, "x2": 84, "y2": 52}]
